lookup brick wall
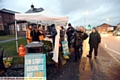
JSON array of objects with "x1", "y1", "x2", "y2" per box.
[
  {"x1": 98, "y1": 24, "x2": 113, "y2": 33},
  {"x1": 0, "y1": 12, "x2": 3, "y2": 30},
  {"x1": 0, "y1": 11, "x2": 15, "y2": 31}
]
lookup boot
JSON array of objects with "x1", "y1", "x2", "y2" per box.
[{"x1": 87, "y1": 55, "x2": 91, "y2": 58}]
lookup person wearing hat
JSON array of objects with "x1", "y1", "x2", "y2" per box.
[
  {"x1": 66, "y1": 23, "x2": 75, "y2": 48},
  {"x1": 70, "y1": 26, "x2": 88, "y2": 61},
  {"x1": 49, "y1": 24, "x2": 57, "y2": 48},
  {"x1": 87, "y1": 27, "x2": 101, "y2": 59}
]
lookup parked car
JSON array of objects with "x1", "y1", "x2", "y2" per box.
[
  {"x1": 101, "y1": 31, "x2": 107, "y2": 34},
  {"x1": 113, "y1": 30, "x2": 120, "y2": 36}
]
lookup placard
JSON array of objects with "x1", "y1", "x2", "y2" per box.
[
  {"x1": 62, "y1": 41, "x2": 70, "y2": 59},
  {"x1": 24, "y1": 54, "x2": 46, "y2": 80}
]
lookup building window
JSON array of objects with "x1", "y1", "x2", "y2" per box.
[
  {"x1": 0, "y1": 16, "x2": 2, "y2": 21},
  {"x1": 0, "y1": 25, "x2": 3, "y2": 30},
  {"x1": 22, "y1": 23, "x2": 27, "y2": 31}
]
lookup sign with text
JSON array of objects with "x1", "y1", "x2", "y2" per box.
[
  {"x1": 88, "y1": 25, "x2": 91, "y2": 30},
  {"x1": 24, "y1": 54, "x2": 46, "y2": 80},
  {"x1": 62, "y1": 41, "x2": 70, "y2": 58}
]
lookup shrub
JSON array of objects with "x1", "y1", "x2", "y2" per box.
[{"x1": 0, "y1": 30, "x2": 7, "y2": 36}]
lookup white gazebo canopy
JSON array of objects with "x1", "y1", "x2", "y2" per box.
[
  {"x1": 15, "y1": 10, "x2": 68, "y2": 26},
  {"x1": 14, "y1": 9, "x2": 68, "y2": 55},
  {"x1": 15, "y1": 10, "x2": 69, "y2": 63}
]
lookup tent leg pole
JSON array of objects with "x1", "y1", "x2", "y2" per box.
[{"x1": 15, "y1": 20, "x2": 18, "y2": 53}]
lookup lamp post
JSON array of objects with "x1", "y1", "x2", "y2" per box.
[
  {"x1": 106, "y1": 18, "x2": 109, "y2": 22},
  {"x1": 84, "y1": 11, "x2": 88, "y2": 28},
  {"x1": 106, "y1": 18, "x2": 110, "y2": 32}
]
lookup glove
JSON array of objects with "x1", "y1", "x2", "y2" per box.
[
  {"x1": 48, "y1": 36, "x2": 52, "y2": 38},
  {"x1": 26, "y1": 38, "x2": 30, "y2": 40}
]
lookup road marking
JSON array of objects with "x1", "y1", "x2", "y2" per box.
[
  {"x1": 102, "y1": 43, "x2": 120, "y2": 63},
  {"x1": 107, "y1": 52, "x2": 120, "y2": 63},
  {"x1": 103, "y1": 43, "x2": 120, "y2": 55}
]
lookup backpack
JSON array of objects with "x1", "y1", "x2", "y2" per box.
[
  {"x1": 76, "y1": 32, "x2": 83, "y2": 43},
  {"x1": 70, "y1": 31, "x2": 83, "y2": 47}
]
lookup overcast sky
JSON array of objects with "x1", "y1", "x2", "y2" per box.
[{"x1": 0, "y1": 0, "x2": 120, "y2": 28}]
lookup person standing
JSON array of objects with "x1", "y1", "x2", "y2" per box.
[
  {"x1": 87, "y1": 27, "x2": 101, "y2": 59},
  {"x1": 71, "y1": 27, "x2": 88, "y2": 61},
  {"x1": 59, "y1": 26, "x2": 65, "y2": 55},
  {"x1": 60, "y1": 26, "x2": 65, "y2": 42},
  {"x1": 30, "y1": 27, "x2": 41, "y2": 42},
  {"x1": 49, "y1": 24, "x2": 57, "y2": 48},
  {"x1": 26, "y1": 24, "x2": 33, "y2": 44},
  {"x1": 38, "y1": 25, "x2": 44, "y2": 41},
  {"x1": 66, "y1": 23, "x2": 75, "y2": 48},
  {"x1": 79, "y1": 27, "x2": 88, "y2": 55}
]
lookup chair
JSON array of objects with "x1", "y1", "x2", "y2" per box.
[{"x1": 0, "y1": 48, "x2": 6, "y2": 75}]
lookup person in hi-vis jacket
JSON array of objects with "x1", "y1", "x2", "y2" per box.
[{"x1": 26, "y1": 24, "x2": 32, "y2": 44}]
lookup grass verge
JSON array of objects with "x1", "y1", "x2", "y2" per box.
[
  {"x1": 0, "y1": 35, "x2": 15, "y2": 41},
  {"x1": 0, "y1": 38, "x2": 27, "y2": 65}
]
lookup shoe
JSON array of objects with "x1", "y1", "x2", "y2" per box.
[
  {"x1": 87, "y1": 55, "x2": 91, "y2": 58},
  {"x1": 94, "y1": 56, "x2": 97, "y2": 59},
  {"x1": 74, "y1": 59, "x2": 78, "y2": 62}
]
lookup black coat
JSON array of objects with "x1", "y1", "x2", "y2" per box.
[
  {"x1": 30, "y1": 30, "x2": 41, "y2": 41},
  {"x1": 50, "y1": 27, "x2": 57, "y2": 47},
  {"x1": 89, "y1": 32, "x2": 101, "y2": 47},
  {"x1": 71, "y1": 31, "x2": 88, "y2": 47},
  {"x1": 50, "y1": 27, "x2": 57, "y2": 38},
  {"x1": 66, "y1": 27, "x2": 74, "y2": 41},
  {"x1": 60, "y1": 29, "x2": 65, "y2": 42}
]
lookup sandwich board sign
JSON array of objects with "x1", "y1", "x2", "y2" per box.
[
  {"x1": 24, "y1": 53, "x2": 46, "y2": 80},
  {"x1": 62, "y1": 41, "x2": 70, "y2": 59}
]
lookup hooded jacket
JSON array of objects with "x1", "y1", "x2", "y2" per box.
[
  {"x1": 71, "y1": 30, "x2": 88, "y2": 47},
  {"x1": 89, "y1": 28, "x2": 101, "y2": 47},
  {"x1": 66, "y1": 26, "x2": 75, "y2": 41}
]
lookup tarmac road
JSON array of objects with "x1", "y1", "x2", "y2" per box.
[{"x1": 101, "y1": 33, "x2": 120, "y2": 62}]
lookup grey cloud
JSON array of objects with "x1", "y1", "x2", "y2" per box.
[
  {"x1": 1, "y1": 0, "x2": 120, "y2": 27},
  {"x1": 61, "y1": 0, "x2": 120, "y2": 27},
  {"x1": 58, "y1": 0, "x2": 86, "y2": 15}
]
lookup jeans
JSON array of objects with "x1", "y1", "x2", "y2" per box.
[
  {"x1": 89, "y1": 45, "x2": 98, "y2": 57},
  {"x1": 74, "y1": 44, "x2": 83, "y2": 61}
]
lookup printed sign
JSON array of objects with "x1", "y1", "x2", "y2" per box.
[
  {"x1": 62, "y1": 41, "x2": 70, "y2": 59},
  {"x1": 24, "y1": 54, "x2": 46, "y2": 80}
]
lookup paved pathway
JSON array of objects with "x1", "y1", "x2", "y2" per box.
[
  {"x1": 0, "y1": 37, "x2": 24, "y2": 43},
  {"x1": 47, "y1": 55, "x2": 80, "y2": 80},
  {"x1": 0, "y1": 39, "x2": 120, "y2": 80},
  {"x1": 79, "y1": 39, "x2": 120, "y2": 80}
]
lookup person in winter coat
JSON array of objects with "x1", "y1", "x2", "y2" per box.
[
  {"x1": 79, "y1": 27, "x2": 88, "y2": 55},
  {"x1": 71, "y1": 27, "x2": 88, "y2": 61},
  {"x1": 60, "y1": 26, "x2": 65, "y2": 42},
  {"x1": 66, "y1": 23, "x2": 75, "y2": 48},
  {"x1": 87, "y1": 27, "x2": 101, "y2": 59},
  {"x1": 49, "y1": 24, "x2": 57, "y2": 48},
  {"x1": 30, "y1": 27, "x2": 41, "y2": 42}
]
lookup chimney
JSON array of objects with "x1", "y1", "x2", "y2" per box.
[{"x1": 31, "y1": 4, "x2": 34, "y2": 10}]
